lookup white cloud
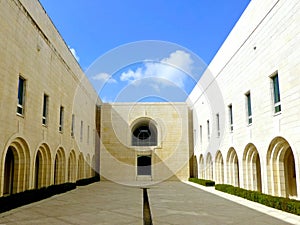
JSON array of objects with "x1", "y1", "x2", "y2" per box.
[
  {"x1": 69, "y1": 47, "x2": 80, "y2": 62},
  {"x1": 92, "y1": 73, "x2": 117, "y2": 84},
  {"x1": 119, "y1": 50, "x2": 194, "y2": 89}
]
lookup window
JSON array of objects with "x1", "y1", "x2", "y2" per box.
[
  {"x1": 216, "y1": 114, "x2": 220, "y2": 137},
  {"x1": 199, "y1": 125, "x2": 203, "y2": 145},
  {"x1": 228, "y1": 104, "x2": 233, "y2": 132},
  {"x1": 132, "y1": 122, "x2": 157, "y2": 146},
  {"x1": 71, "y1": 114, "x2": 75, "y2": 137},
  {"x1": 272, "y1": 73, "x2": 281, "y2": 113},
  {"x1": 80, "y1": 121, "x2": 83, "y2": 142},
  {"x1": 207, "y1": 120, "x2": 210, "y2": 140},
  {"x1": 246, "y1": 92, "x2": 252, "y2": 125},
  {"x1": 59, "y1": 106, "x2": 64, "y2": 132},
  {"x1": 17, "y1": 76, "x2": 25, "y2": 115},
  {"x1": 42, "y1": 94, "x2": 49, "y2": 125}
]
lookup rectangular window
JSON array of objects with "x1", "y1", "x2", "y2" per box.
[
  {"x1": 71, "y1": 114, "x2": 75, "y2": 137},
  {"x1": 199, "y1": 125, "x2": 203, "y2": 145},
  {"x1": 59, "y1": 106, "x2": 64, "y2": 132},
  {"x1": 42, "y1": 94, "x2": 49, "y2": 125},
  {"x1": 216, "y1": 113, "x2": 220, "y2": 137},
  {"x1": 228, "y1": 104, "x2": 233, "y2": 132},
  {"x1": 207, "y1": 120, "x2": 210, "y2": 140},
  {"x1": 272, "y1": 73, "x2": 281, "y2": 113},
  {"x1": 87, "y1": 125, "x2": 90, "y2": 144},
  {"x1": 17, "y1": 76, "x2": 25, "y2": 115},
  {"x1": 246, "y1": 92, "x2": 252, "y2": 125},
  {"x1": 80, "y1": 120, "x2": 83, "y2": 142}
]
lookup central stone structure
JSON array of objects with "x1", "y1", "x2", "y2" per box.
[{"x1": 100, "y1": 102, "x2": 192, "y2": 185}]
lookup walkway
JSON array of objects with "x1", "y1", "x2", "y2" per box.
[{"x1": 0, "y1": 181, "x2": 299, "y2": 225}]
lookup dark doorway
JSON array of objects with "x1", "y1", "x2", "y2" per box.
[
  {"x1": 4, "y1": 147, "x2": 15, "y2": 195},
  {"x1": 137, "y1": 156, "x2": 151, "y2": 176}
]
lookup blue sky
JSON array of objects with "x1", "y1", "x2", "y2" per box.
[{"x1": 39, "y1": 0, "x2": 251, "y2": 102}]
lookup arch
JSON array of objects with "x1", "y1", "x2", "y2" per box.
[
  {"x1": 2, "y1": 137, "x2": 30, "y2": 195},
  {"x1": 199, "y1": 154, "x2": 204, "y2": 179},
  {"x1": 267, "y1": 137, "x2": 297, "y2": 198},
  {"x1": 54, "y1": 148, "x2": 66, "y2": 185},
  {"x1": 34, "y1": 143, "x2": 51, "y2": 189},
  {"x1": 227, "y1": 147, "x2": 240, "y2": 187},
  {"x1": 85, "y1": 154, "x2": 91, "y2": 178},
  {"x1": 243, "y1": 143, "x2": 262, "y2": 192},
  {"x1": 191, "y1": 155, "x2": 198, "y2": 178},
  {"x1": 91, "y1": 155, "x2": 96, "y2": 177},
  {"x1": 206, "y1": 153, "x2": 213, "y2": 180},
  {"x1": 131, "y1": 118, "x2": 158, "y2": 146},
  {"x1": 77, "y1": 152, "x2": 84, "y2": 180},
  {"x1": 215, "y1": 151, "x2": 224, "y2": 184},
  {"x1": 68, "y1": 150, "x2": 76, "y2": 182}
]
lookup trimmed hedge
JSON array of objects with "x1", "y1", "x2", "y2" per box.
[
  {"x1": 189, "y1": 178, "x2": 215, "y2": 187},
  {"x1": 215, "y1": 184, "x2": 300, "y2": 216},
  {"x1": 76, "y1": 174, "x2": 100, "y2": 186},
  {"x1": 0, "y1": 183, "x2": 76, "y2": 213},
  {"x1": 0, "y1": 175, "x2": 100, "y2": 214}
]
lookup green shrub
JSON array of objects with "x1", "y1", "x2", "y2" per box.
[
  {"x1": 76, "y1": 175, "x2": 100, "y2": 186},
  {"x1": 189, "y1": 178, "x2": 215, "y2": 187},
  {"x1": 215, "y1": 184, "x2": 300, "y2": 216}
]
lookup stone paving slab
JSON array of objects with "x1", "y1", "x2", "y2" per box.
[
  {"x1": 148, "y1": 182, "x2": 298, "y2": 225},
  {"x1": 0, "y1": 182, "x2": 143, "y2": 225},
  {"x1": 0, "y1": 181, "x2": 299, "y2": 225}
]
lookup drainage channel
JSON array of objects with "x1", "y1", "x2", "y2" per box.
[{"x1": 143, "y1": 188, "x2": 153, "y2": 225}]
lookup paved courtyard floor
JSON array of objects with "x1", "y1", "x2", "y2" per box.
[{"x1": 0, "y1": 181, "x2": 299, "y2": 225}]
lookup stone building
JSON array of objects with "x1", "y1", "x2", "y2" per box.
[
  {"x1": 189, "y1": 0, "x2": 300, "y2": 199},
  {"x1": 0, "y1": 0, "x2": 299, "y2": 202},
  {"x1": 0, "y1": 0, "x2": 100, "y2": 196}
]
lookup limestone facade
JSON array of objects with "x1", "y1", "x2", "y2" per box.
[
  {"x1": 0, "y1": 0, "x2": 100, "y2": 196},
  {"x1": 100, "y1": 103, "x2": 191, "y2": 185},
  {"x1": 189, "y1": 0, "x2": 300, "y2": 199}
]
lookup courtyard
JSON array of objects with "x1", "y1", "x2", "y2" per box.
[{"x1": 0, "y1": 181, "x2": 299, "y2": 225}]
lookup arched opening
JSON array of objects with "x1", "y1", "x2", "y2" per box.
[
  {"x1": 34, "y1": 144, "x2": 51, "y2": 189},
  {"x1": 243, "y1": 144, "x2": 262, "y2": 192},
  {"x1": 91, "y1": 155, "x2": 96, "y2": 177},
  {"x1": 199, "y1": 154, "x2": 204, "y2": 179},
  {"x1": 2, "y1": 138, "x2": 30, "y2": 195},
  {"x1": 137, "y1": 155, "x2": 151, "y2": 176},
  {"x1": 35, "y1": 151, "x2": 42, "y2": 189},
  {"x1": 78, "y1": 153, "x2": 84, "y2": 180},
  {"x1": 85, "y1": 154, "x2": 91, "y2": 178},
  {"x1": 191, "y1": 155, "x2": 198, "y2": 178},
  {"x1": 215, "y1": 151, "x2": 224, "y2": 184},
  {"x1": 68, "y1": 150, "x2": 76, "y2": 182},
  {"x1": 267, "y1": 137, "x2": 297, "y2": 198},
  {"x1": 54, "y1": 148, "x2": 66, "y2": 185},
  {"x1": 3, "y1": 148, "x2": 15, "y2": 195},
  {"x1": 206, "y1": 153, "x2": 213, "y2": 180},
  {"x1": 132, "y1": 120, "x2": 157, "y2": 146},
  {"x1": 227, "y1": 148, "x2": 239, "y2": 187}
]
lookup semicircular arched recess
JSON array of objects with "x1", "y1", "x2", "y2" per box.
[
  {"x1": 206, "y1": 152, "x2": 213, "y2": 180},
  {"x1": 267, "y1": 137, "x2": 297, "y2": 198},
  {"x1": 215, "y1": 150, "x2": 224, "y2": 184},
  {"x1": 131, "y1": 118, "x2": 158, "y2": 147},
  {"x1": 226, "y1": 147, "x2": 240, "y2": 187},
  {"x1": 34, "y1": 143, "x2": 52, "y2": 189},
  {"x1": 54, "y1": 148, "x2": 66, "y2": 185},
  {"x1": 68, "y1": 150, "x2": 77, "y2": 183},
  {"x1": 243, "y1": 143, "x2": 261, "y2": 192},
  {"x1": 199, "y1": 154, "x2": 204, "y2": 179},
  {"x1": 2, "y1": 137, "x2": 30, "y2": 195}
]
